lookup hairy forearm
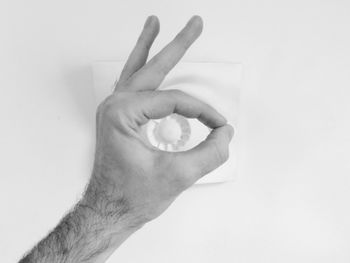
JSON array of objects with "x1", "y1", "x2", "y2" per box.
[{"x1": 19, "y1": 177, "x2": 143, "y2": 263}]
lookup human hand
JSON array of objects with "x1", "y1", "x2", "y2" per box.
[
  {"x1": 83, "y1": 15, "x2": 234, "y2": 228},
  {"x1": 18, "y1": 16, "x2": 235, "y2": 263}
]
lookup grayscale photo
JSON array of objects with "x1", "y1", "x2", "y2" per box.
[{"x1": 1, "y1": 1, "x2": 349, "y2": 262}]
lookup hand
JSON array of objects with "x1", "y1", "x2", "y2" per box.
[
  {"x1": 83, "y1": 15, "x2": 234, "y2": 228},
  {"x1": 19, "y1": 16, "x2": 235, "y2": 263}
]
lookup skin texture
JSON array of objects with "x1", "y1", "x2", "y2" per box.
[{"x1": 19, "y1": 15, "x2": 234, "y2": 263}]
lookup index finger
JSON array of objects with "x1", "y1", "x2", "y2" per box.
[
  {"x1": 128, "y1": 16, "x2": 203, "y2": 91},
  {"x1": 131, "y1": 89, "x2": 227, "y2": 128}
]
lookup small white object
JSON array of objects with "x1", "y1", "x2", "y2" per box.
[
  {"x1": 92, "y1": 61, "x2": 243, "y2": 184},
  {"x1": 147, "y1": 114, "x2": 191, "y2": 151},
  {"x1": 157, "y1": 117, "x2": 181, "y2": 143}
]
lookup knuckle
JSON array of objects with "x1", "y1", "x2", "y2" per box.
[
  {"x1": 155, "y1": 65, "x2": 168, "y2": 77},
  {"x1": 148, "y1": 58, "x2": 166, "y2": 75},
  {"x1": 96, "y1": 95, "x2": 113, "y2": 118},
  {"x1": 167, "y1": 89, "x2": 185, "y2": 99},
  {"x1": 174, "y1": 32, "x2": 189, "y2": 49},
  {"x1": 96, "y1": 93, "x2": 131, "y2": 124},
  {"x1": 175, "y1": 37, "x2": 194, "y2": 54},
  {"x1": 138, "y1": 36, "x2": 152, "y2": 51}
]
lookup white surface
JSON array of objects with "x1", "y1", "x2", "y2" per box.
[
  {"x1": 1, "y1": 1, "x2": 350, "y2": 262},
  {"x1": 92, "y1": 61, "x2": 242, "y2": 184}
]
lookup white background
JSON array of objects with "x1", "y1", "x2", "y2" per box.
[{"x1": 1, "y1": 0, "x2": 350, "y2": 262}]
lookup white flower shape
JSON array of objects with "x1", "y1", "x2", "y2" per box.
[{"x1": 146, "y1": 114, "x2": 191, "y2": 152}]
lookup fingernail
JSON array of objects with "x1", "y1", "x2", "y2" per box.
[
  {"x1": 190, "y1": 15, "x2": 203, "y2": 25},
  {"x1": 189, "y1": 15, "x2": 203, "y2": 30},
  {"x1": 221, "y1": 114, "x2": 228, "y2": 124},
  {"x1": 144, "y1": 16, "x2": 152, "y2": 28},
  {"x1": 227, "y1": 125, "x2": 234, "y2": 141}
]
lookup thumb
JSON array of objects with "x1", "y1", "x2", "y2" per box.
[{"x1": 174, "y1": 124, "x2": 234, "y2": 184}]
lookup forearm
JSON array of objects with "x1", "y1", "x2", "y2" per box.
[{"x1": 19, "y1": 180, "x2": 143, "y2": 263}]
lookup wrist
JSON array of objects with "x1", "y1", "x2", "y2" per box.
[
  {"x1": 81, "y1": 174, "x2": 147, "y2": 230},
  {"x1": 70, "y1": 201, "x2": 142, "y2": 263}
]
